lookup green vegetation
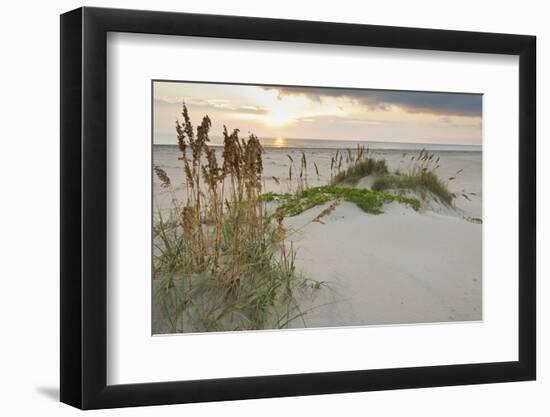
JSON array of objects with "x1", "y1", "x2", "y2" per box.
[
  {"x1": 465, "y1": 216, "x2": 483, "y2": 224},
  {"x1": 155, "y1": 209, "x2": 326, "y2": 332},
  {"x1": 369, "y1": 149, "x2": 455, "y2": 206},
  {"x1": 372, "y1": 171, "x2": 455, "y2": 206},
  {"x1": 331, "y1": 158, "x2": 388, "y2": 185},
  {"x1": 328, "y1": 147, "x2": 455, "y2": 207},
  {"x1": 328, "y1": 145, "x2": 388, "y2": 186},
  {"x1": 262, "y1": 185, "x2": 421, "y2": 217}
]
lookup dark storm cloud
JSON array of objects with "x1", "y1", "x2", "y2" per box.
[{"x1": 263, "y1": 86, "x2": 482, "y2": 117}]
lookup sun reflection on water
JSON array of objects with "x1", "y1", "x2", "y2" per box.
[{"x1": 274, "y1": 137, "x2": 286, "y2": 147}]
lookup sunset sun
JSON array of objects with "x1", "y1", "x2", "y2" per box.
[{"x1": 274, "y1": 137, "x2": 286, "y2": 147}]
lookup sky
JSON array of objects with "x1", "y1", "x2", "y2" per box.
[{"x1": 153, "y1": 81, "x2": 482, "y2": 146}]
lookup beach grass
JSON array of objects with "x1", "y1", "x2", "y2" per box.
[
  {"x1": 329, "y1": 145, "x2": 388, "y2": 185},
  {"x1": 372, "y1": 171, "x2": 455, "y2": 206},
  {"x1": 332, "y1": 157, "x2": 388, "y2": 185},
  {"x1": 153, "y1": 103, "x2": 326, "y2": 333},
  {"x1": 154, "y1": 209, "x2": 325, "y2": 332},
  {"x1": 361, "y1": 149, "x2": 457, "y2": 206}
]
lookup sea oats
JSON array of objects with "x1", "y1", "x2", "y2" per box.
[{"x1": 154, "y1": 166, "x2": 171, "y2": 188}]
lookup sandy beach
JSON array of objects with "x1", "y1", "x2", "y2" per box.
[
  {"x1": 285, "y1": 201, "x2": 481, "y2": 328},
  {"x1": 153, "y1": 143, "x2": 482, "y2": 330}
]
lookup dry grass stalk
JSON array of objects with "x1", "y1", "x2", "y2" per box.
[{"x1": 312, "y1": 198, "x2": 342, "y2": 224}]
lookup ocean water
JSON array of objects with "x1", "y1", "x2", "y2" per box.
[
  {"x1": 254, "y1": 138, "x2": 481, "y2": 151},
  {"x1": 155, "y1": 137, "x2": 481, "y2": 152}
]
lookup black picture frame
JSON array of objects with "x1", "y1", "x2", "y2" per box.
[{"x1": 60, "y1": 6, "x2": 536, "y2": 410}]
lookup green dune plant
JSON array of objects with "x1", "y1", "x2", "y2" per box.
[
  {"x1": 372, "y1": 149, "x2": 455, "y2": 206},
  {"x1": 330, "y1": 145, "x2": 388, "y2": 185},
  {"x1": 262, "y1": 185, "x2": 420, "y2": 218}
]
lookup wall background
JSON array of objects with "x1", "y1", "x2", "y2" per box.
[{"x1": 0, "y1": 0, "x2": 545, "y2": 415}]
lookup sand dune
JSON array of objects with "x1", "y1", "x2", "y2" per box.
[
  {"x1": 286, "y1": 201, "x2": 482, "y2": 328},
  {"x1": 153, "y1": 145, "x2": 482, "y2": 330}
]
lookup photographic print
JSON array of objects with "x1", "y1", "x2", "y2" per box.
[{"x1": 152, "y1": 81, "x2": 482, "y2": 334}]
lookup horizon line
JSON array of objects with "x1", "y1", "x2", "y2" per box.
[{"x1": 153, "y1": 136, "x2": 482, "y2": 147}]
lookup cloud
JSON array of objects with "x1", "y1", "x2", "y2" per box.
[
  {"x1": 263, "y1": 86, "x2": 482, "y2": 117},
  {"x1": 236, "y1": 105, "x2": 269, "y2": 115},
  {"x1": 154, "y1": 97, "x2": 269, "y2": 115}
]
